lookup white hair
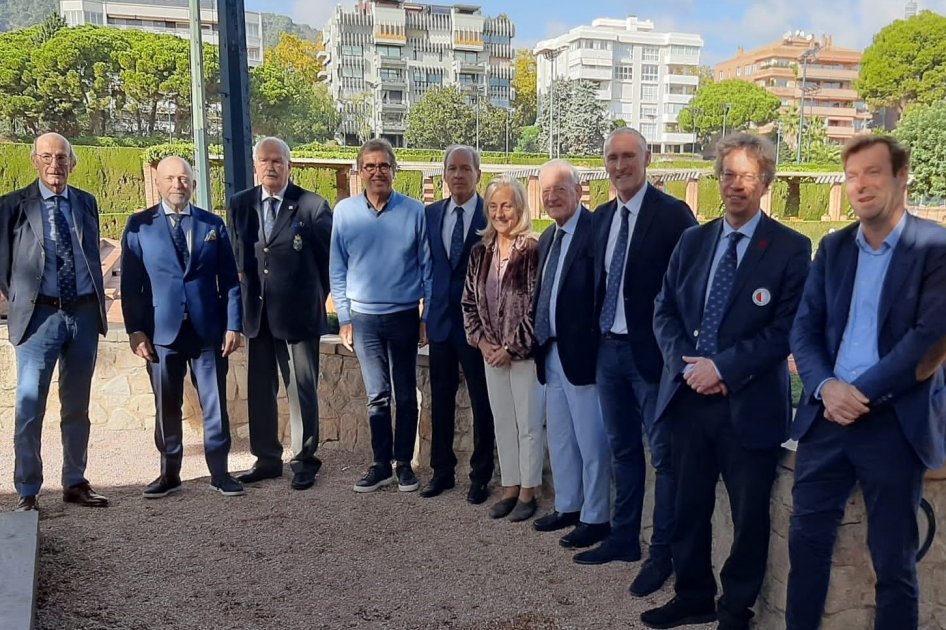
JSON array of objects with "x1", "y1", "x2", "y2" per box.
[
  {"x1": 32, "y1": 132, "x2": 77, "y2": 164},
  {"x1": 604, "y1": 127, "x2": 649, "y2": 155},
  {"x1": 253, "y1": 137, "x2": 291, "y2": 161},
  {"x1": 155, "y1": 155, "x2": 194, "y2": 177},
  {"x1": 539, "y1": 159, "x2": 581, "y2": 185}
]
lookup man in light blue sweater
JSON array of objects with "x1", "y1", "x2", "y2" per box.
[{"x1": 330, "y1": 138, "x2": 432, "y2": 493}]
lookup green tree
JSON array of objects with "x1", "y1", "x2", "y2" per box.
[
  {"x1": 31, "y1": 11, "x2": 65, "y2": 45},
  {"x1": 538, "y1": 80, "x2": 611, "y2": 155},
  {"x1": 511, "y1": 49, "x2": 537, "y2": 127},
  {"x1": 686, "y1": 64, "x2": 715, "y2": 87},
  {"x1": 117, "y1": 30, "x2": 191, "y2": 137},
  {"x1": 856, "y1": 11, "x2": 946, "y2": 115},
  {"x1": 405, "y1": 86, "x2": 476, "y2": 149},
  {"x1": 515, "y1": 125, "x2": 541, "y2": 153},
  {"x1": 260, "y1": 12, "x2": 323, "y2": 50},
  {"x1": 264, "y1": 33, "x2": 324, "y2": 83},
  {"x1": 0, "y1": 25, "x2": 44, "y2": 134},
  {"x1": 895, "y1": 101, "x2": 946, "y2": 198},
  {"x1": 677, "y1": 80, "x2": 781, "y2": 139}
]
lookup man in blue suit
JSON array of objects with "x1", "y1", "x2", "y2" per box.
[
  {"x1": 0, "y1": 132, "x2": 110, "y2": 513},
  {"x1": 121, "y1": 156, "x2": 244, "y2": 498},
  {"x1": 420, "y1": 145, "x2": 495, "y2": 504},
  {"x1": 787, "y1": 135, "x2": 946, "y2": 630},
  {"x1": 643, "y1": 133, "x2": 811, "y2": 630},
  {"x1": 579, "y1": 128, "x2": 696, "y2": 592}
]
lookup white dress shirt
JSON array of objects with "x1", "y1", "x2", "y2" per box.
[
  {"x1": 441, "y1": 194, "x2": 477, "y2": 256},
  {"x1": 161, "y1": 200, "x2": 193, "y2": 252},
  {"x1": 545, "y1": 207, "x2": 582, "y2": 338},
  {"x1": 603, "y1": 182, "x2": 648, "y2": 334}
]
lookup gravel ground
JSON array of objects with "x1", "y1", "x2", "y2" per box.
[{"x1": 0, "y1": 423, "x2": 718, "y2": 630}]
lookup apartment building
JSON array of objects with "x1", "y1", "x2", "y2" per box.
[
  {"x1": 59, "y1": 0, "x2": 264, "y2": 66},
  {"x1": 320, "y1": 0, "x2": 516, "y2": 147},
  {"x1": 715, "y1": 32, "x2": 871, "y2": 143},
  {"x1": 534, "y1": 16, "x2": 704, "y2": 154}
]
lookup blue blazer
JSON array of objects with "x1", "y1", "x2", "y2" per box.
[
  {"x1": 653, "y1": 212, "x2": 812, "y2": 450},
  {"x1": 790, "y1": 214, "x2": 946, "y2": 470},
  {"x1": 593, "y1": 185, "x2": 697, "y2": 384},
  {"x1": 120, "y1": 204, "x2": 242, "y2": 347},
  {"x1": 424, "y1": 195, "x2": 487, "y2": 345},
  {"x1": 0, "y1": 181, "x2": 107, "y2": 345}
]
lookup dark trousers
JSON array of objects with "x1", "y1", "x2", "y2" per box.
[
  {"x1": 596, "y1": 337, "x2": 672, "y2": 561},
  {"x1": 246, "y1": 309, "x2": 321, "y2": 475},
  {"x1": 428, "y1": 338, "x2": 495, "y2": 484},
  {"x1": 351, "y1": 308, "x2": 420, "y2": 466},
  {"x1": 669, "y1": 388, "x2": 781, "y2": 621},
  {"x1": 786, "y1": 410, "x2": 925, "y2": 630},
  {"x1": 148, "y1": 320, "x2": 231, "y2": 479}
]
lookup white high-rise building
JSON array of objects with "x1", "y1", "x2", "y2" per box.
[
  {"x1": 59, "y1": 0, "x2": 264, "y2": 66},
  {"x1": 320, "y1": 0, "x2": 516, "y2": 147},
  {"x1": 535, "y1": 16, "x2": 704, "y2": 153}
]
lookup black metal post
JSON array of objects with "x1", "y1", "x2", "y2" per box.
[{"x1": 218, "y1": 0, "x2": 254, "y2": 201}]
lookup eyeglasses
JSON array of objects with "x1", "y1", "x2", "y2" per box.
[
  {"x1": 36, "y1": 153, "x2": 71, "y2": 165},
  {"x1": 720, "y1": 171, "x2": 763, "y2": 184},
  {"x1": 362, "y1": 163, "x2": 393, "y2": 174}
]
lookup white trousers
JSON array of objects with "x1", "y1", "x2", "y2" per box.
[{"x1": 483, "y1": 358, "x2": 545, "y2": 488}]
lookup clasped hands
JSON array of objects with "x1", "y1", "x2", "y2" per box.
[
  {"x1": 682, "y1": 356, "x2": 728, "y2": 396},
  {"x1": 479, "y1": 340, "x2": 512, "y2": 368},
  {"x1": 820, "y1": 379, "x2": 869, "y2": 426}
]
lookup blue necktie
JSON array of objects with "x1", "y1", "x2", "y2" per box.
[
  {"x1": 169, "y1": 213, "x2": 190, "y2": 269},
  {"x1": 599, "y1": 206, "x2": 629, "y2": 333},
  {"x1": 535, "y1": 227, "x2": 565, "y2": 346},
  {"x1": 697, "y1": 232, "x2": 745, "y2": 356},
  {"x1": 264, "y1": 197, "x2": 278, "y2": 241},
  {"x1": 53, "y1": 196, "x2": 78, "y2": 307},
  {"x1": 449, "y1": 206, "x2": 465, "y2": 268}
]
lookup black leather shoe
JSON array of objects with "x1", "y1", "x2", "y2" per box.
[
  {"x1": 559, "y1": 522, "x2": 611, "y2": 549},
  {"x1": 62, "y1": 482, "x2": 109, "y2": 507},
  {"x1": 291, "y1": 470, "x2": 317, "y2": 491},
  {"x1": 489, "y1": 497, "x2": 518, "y2": 519},
  {"x1": 508, "y1": 498, "x2": 537, "y2": 522},
  {"x1": 629, "y1": 557, "x2": 674, "y2": 597},
  {"x1": 236, "y1": 465, "x2": 282, "y2": 484},
  {"x1": 533, "y1": 510, "x2": 581, "y2": 532},
  {"x1": 467, "y1": 482, "x2": 489, "y2": 505},
  {"x1": 573, "y1": 537, "x2": 642, "y2": 565},
  {"x1": 211, "y1": 475, "x2": 245, "y2": 497},
  {"x1": 15, "y1": 496, "x2": 38, "y2": 512},
  {"x1": 420, "y1": 475, "x2": 455, "y2": 498},
  {"x1": 143, "y1": 476, "x2": 183, "y2": 499},
  {"x1": 640, "y1": 597, "x2": 716, "y2": 629}
]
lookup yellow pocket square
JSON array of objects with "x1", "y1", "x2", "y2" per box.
[{"x1": 205, "y1": 230, "x2": 218, "y2": 242}]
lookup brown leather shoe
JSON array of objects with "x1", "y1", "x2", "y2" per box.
[
  {"x1": 63, "y1": 482, "x2": 109, "y2": 507},
  {"x1": 15, "y1": 496, "x2": 38, "y2": 512}
]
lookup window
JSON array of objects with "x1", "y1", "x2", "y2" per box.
[
  {"x1": 246, "y1": 23, "x2": 259, "y2": 37},
  {"x1": 342, "y1": 44, "x2": 363, "y2": 57},
  {"x1": 459, "y1": 73, "x2": 477, "y2": 85},
  {"x1": 641, "y1": 84, "x2": 658, "y2": 102},
  {"x1": 664, "y1": 102, "x2": 685, "y2": 115},
  {"x1": 718, "y1": 70, "x2": 724, "y2": 80},
  {"x1": 618, "y1": 44, "x2": 634, "y2": 59},
  {"x1": 377, "y1": 45, "x2": 401, "y2": 58},
  {"x1": 380, "y1": 68, "x2": 403, "y2": 81},
  {"x1": 744, "y1": 64, "x2": 751, "y2": 76},
  {"x1": 383, "y1": 90, "x2": 404, "y2": 104},
  {"x1": 613, "y1": 65, "x2": 633, "y2": 81},
  {"x1": 342, "y1": 66, "x2": 364, "y2": 78},
  {"x1": 641, "y1": 64, "x2": 659, "y2": 82},
  {"x1": 484, "y1": 34, "x2": 510, "y2": 45},
  {"x1": 428, "y1": 73, "x2": 443, "y2": 85},
  {"x1": 670, "y1": 45, "x2": 699, "y2": 57},
  {"x1": 640, "y1": 123, "x2": 657, "y2": 140},
  {"x1": 640, "y1": 104, "x2": 658, "y2": 118},
  {"x1": 84, "y1": 11, "x2": 103, "y2": 25},
  {"x1": 490, "y1": 77, "x2": 510, "y2": 88},
  {"x1": 642, "y1": 45, "x2": 660, "y2": 62},
  {"x1": 736, "y1": 67, "x2": 742, "y2": 77},
  {"x1": 580, "y1": 38, "x2": 611, "y2": 50},
  {"x1": 456, "y1": 50, "x2": 478, "y2": 63}
]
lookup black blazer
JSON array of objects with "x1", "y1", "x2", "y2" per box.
[
  {"x1": 653, "y1": 212, "x2": 812, "y2": 450},
  {"x1": 227, "y1": 182, "x2": 333, "y2": 340},
  {"x1": 533, "y1": 207, "x2": 599, "y2": 386},
  {"x1": 593, "y1": 184, "x2": 697, "y2": 384}
]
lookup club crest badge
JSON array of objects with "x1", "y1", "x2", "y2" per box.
[
  {"x1": 752, "y1": 288, "x2": 771, "y2": 306},
  {"x1": 293, "y1": 234, "x2": 303, "y2": 251}
]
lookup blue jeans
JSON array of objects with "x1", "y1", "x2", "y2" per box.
[
  {"x1": 596, "y1": 337, "x2": 673, "y2": 561},
  {"x1": 351, "y1": 308, "x2": 420, "y2": 466},
  {"x1": 14, "y1": 303, "x2": 99, "y2": 497}
]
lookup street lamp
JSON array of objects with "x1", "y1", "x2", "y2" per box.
[
  {"x1": 538, "y1": 45, "x2": 566, "y2": 159},
  {"x1": 775, "y1": 119, "x2": 783, "y2": 165},
  {"x1": 688, "y1": 106, "x2": 702, "y2": 153},
  {"x1": 795, "y1": 44, "x2": 822, "y2": 163},
  {"x1": 721, "y1": 102, "x2": 732, "y2": 138}
]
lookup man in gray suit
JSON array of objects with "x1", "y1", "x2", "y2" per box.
[{"x1": 0, "y1": 133, "x2": 109, "y2": 512}]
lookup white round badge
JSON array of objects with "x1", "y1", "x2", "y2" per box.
[{"x1": 752, "y1": 288, "x2": 771, "y2": 306}]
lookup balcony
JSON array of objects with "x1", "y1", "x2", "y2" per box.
[
  {"x1": 379, "y1": 77, "x2": 408, "y2": 89},
  {"x1": 664, "y1": 74, "x2": 699, "y2": 85},
  {"x1": 374, "y1": 28, "x2": 406, "y2": 46},
  {"x1": 381, "y1": 99, "x2": 408, "y2": 111},
  {"x1": 575, "y1": 65, "x2": 612, "y2": 82},
  {"x1": 458, "y1": 62, "x2": 486, "y2": 73},
  {"x1": 379, "y1": 55, "x2": 407, "y2": 68},
  {"x1": 381, "y1": 120, "x2": 407, "y2": 132},
  {"x1": 665, "y1": 92, "x2": 694, "y2": 104},
  {"x1": 453, "y1": 37, "x2": 484, "y2": 52},
  {"x1": 659, "y1": 132, "x2": 695, "y2": 145}
]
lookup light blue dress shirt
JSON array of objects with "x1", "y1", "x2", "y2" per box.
[
  {"x1": 38, "y1": 181, "x2": 95, "y2": 298},
  {"x1": 545, "y1": 207, "x2": 582, "y2": 339},
  {"x1": 703, "y1": 210, "x2": 762, "y2": 306}
]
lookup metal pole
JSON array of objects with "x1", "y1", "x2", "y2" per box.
[
  {"x1": 796, "y1": 56, "x2": 809, "y2": 164},
  {"x1": 218, "y1": 0, "x2": 253, "y2": 200},
  {"x1": 189, "y1": 0, "x2": 211, "y2": 211},
  {"x1": 549, "y1": 56, "x2": 555, "y2": 158},
  {"x1": 776, "y1": 120, "x2": 782, "y2": 165},
  {"x1": 475, "y1": 86, "x2": 480, "y2": 151},
  {"x1": 505, "y1": 108, "x2": 509, "y2": 157},
  {"x1": 722, "y1": 103, "x2": 731, "y2": 138}
]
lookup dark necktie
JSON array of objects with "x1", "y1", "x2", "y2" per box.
[
  {"x1": 53, "y1": 195, "x2": 78, "y2": 307},
  {"x1": 264, "y1": 197, "x2": 278, "y2": 241},
  {"x1": 697, "y1": 231, "x2": 745, "y2": 356},
  {"x1": 534, "y1": 227, "x2": 566, "y2": 346},
  {"x1": 449, "y1": 205, "x2": 465, "y2": 268},
  {"x1": 599, "y1": 206, "x2": 630, "y2": 333},
  {"x1": 169, "y1": 213, "x2": 190, "y2": 269}
]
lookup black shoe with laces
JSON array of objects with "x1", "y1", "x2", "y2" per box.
[
  {"x1": 640, "y1": 597, "x2": 717, "y2": 629},
  {"x1": 353, "y1": 463, "x2": 395, "y2": 493},
  {"x1": 396, "y1": 462, "x2": 419, "y2": 492},
  {"x1": 143, "y1": 476, "x2": 183, "y2": 499}
]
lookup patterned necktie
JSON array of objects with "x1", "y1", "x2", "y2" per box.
[
  {"x1": 599, "y1": 206, "x2": 630, "y2": 333},
  {"x1": 169, "y1": 213, "x2": 190, "y2": 269},
  {"x1": 264, "y1": 197, "x2": 278, "y2": 241},
  {"x1": 449, "y1": 205, "x2": 465, "y2": 268},
  {"x1": 53, "y1": 195, "x2": 78, "y2": 307},
  {"x1": 697, "y1": 231, "x2": 745, "y2": 356},
  {"x1": 534, "y1": 227, "x2": 566, "y2": 346}
]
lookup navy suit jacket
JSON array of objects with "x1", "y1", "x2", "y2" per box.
[
  {"x1": 593, "y1": 185, "x2": 697, "y2": 384},
  {"x1": 120, "y1": 204, "x2": 242, "y2": 347},
  {"x1": 653, "y1": 212, "x2": 812, "y2": 450},
  {"x1": 534, "y1": 207, "x2": 599, "y2": 387},
  {"x1": 425, "y1": 195, "x2": 487, "y2": 345},
  {"x1": 790, "y1": 214, "x2": 946, "y2": 470},
  {"x1": 0, "y1": 181, "x2": 107, "y2": 345}
]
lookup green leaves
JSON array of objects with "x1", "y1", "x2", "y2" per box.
[
  {"x1": 678, "y1": 80, "x2": 782, "y2": 139},
  {"x1": 404, "y1": 85, "x2": 514, "y2": 151},
  {"x1": 895, "y1": 101, "x2": 946, "y2": 198},
  {"x1": 538, "y1": 79, "x2": 611, "y2": 155}
]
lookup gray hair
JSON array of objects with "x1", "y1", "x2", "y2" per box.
[
  {"x1": 714, "y1": 133, "x2": 776, "y2": 186},
  {"x1": 31, "y1": 132, "x2": 77, "y2": 164},
  {"x1": 604, "y1": 127, "x2": 649, "y2": 155},
  {"x1": 443, "y1": 144, "x2": 481, "y2": 171},
  {"x1": 253, "y1": 137, "x2": 291, "y2": 161},
  {"x1": 357, "y1": 138, "x2": 397, "y2": 170},
  {"x1": 156, "y1": 155, "x2": 194, "y2": 178},
  {"x1": 539, "y1": 159, "x2": 581, "y2": 185}
]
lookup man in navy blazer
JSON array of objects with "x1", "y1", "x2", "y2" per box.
[
  {"x1": 0, "y1": 133, "x2": 109, "y2": 512},
  {"x1": 787, "y1": 135, "x2": 946, "y2": 630},
  {"x1": 578, "y1": 128, "x2": 697, "y2": 592},
  {"x1": 420, "y1": 145, "x2": 495, "y2": 504},
  {"x1": 121, "y1": 156, "x2": 244, "y2": 498},
  {"x1": 643, "y1": 134, "x2": 811, "y2": 630}
]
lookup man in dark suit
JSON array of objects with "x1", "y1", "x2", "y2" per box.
[
  {"x1": 420, "y1": 145, "x2": 495, "y2": 503},
  {"x1": 121, "y1": 156, "x2": 244, "y2": 498},
  {"x1": 642, "y1": 133, "x2": 811, "y2": 630},
  {"x1": 0, "y1": 132, "x2": 109, "y2": 512},
  {"x1": 531, "y1": 159, "x2": 612, "y2": 549},
  {"x1": 579, "y1": 129, "x2": 697, "y2": 589},
  {"x1": 227, "y1": 137, "x2": 333, "y2": 491},
  {"x1": 787, "y1": 135, "x2": 946, "y2": 630}
]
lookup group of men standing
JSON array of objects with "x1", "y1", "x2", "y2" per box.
[{"x1": 0, "y1": 128, "x2": 943, "y2": 630}]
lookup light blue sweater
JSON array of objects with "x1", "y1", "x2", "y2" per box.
[{"x1": 329, "y1": 191, "x2": 432, "y2": 326}]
